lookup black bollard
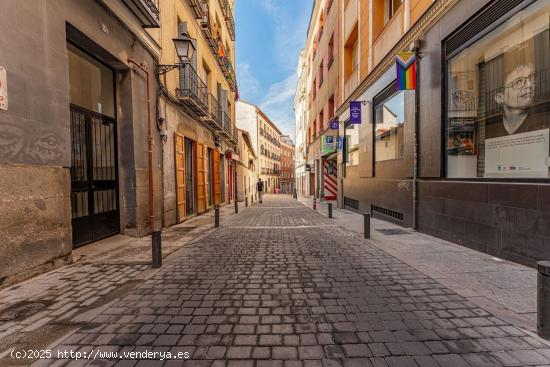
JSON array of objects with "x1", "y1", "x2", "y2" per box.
[
  {"x1": 215, "y1": 206, "x2": 220, "y2": 227},
  {"x1": 363, "y1": 213, "x2": 371, "y2": 239},
  {"x1": 234, "y1": 199, "x2": 238, "y2": 213},
  {"x1": 152, "y1": 231, "x2": 162, "y2": 268},
  {"x1": 538, "y1": 261, "x2": 550, "y2": 340},
  {"x1": 328, "y1": 203, "x2": 333, "y2": 218},
  {"x1": 245, "y1": 197, "x2": 248, "y2": 207}
]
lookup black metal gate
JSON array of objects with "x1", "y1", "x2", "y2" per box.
[{"x1": 70, "y1": 104, "x2": 119, "y2": 248}]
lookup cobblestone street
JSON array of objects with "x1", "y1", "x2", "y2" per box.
[{"x1": 4, "y1": 195, "x2": 550, "y2": 366}]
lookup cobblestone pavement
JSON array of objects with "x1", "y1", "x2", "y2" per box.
[{"x1": 8, "y1": 195, "x2": 550, "y2": 366}]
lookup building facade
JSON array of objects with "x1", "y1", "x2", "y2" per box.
[
  {"x1": 0, "y1": 0, "x2": 162, "y2": 285},
  {"x1": 332, "y1": 0, "x2": 550, "y2": 267},
  {"x1": 236, "y1": 129, "x2": 258, "y2": 204},
  {"x1": 279, "y1": 135, "x2": 296, "y2": 194},
  {"x1": 296, "y1": 0, "x2": 341, "y2": 201},
  {"x1": 158, "y1": 0, "x2": 238, "y2": 226},
  {"x1": 236, "y1": 101, "x2": 283, "y2": 194}
]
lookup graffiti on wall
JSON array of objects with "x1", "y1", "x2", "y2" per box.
[{"x1": 0, "y1": 122, "x2": 66, "y2": 165}]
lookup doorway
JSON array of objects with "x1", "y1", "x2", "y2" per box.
[
  {"x1": 185, "y1": 138, "x2": 195, "y2": 215},
  {"x1": 68, "y1": 44, "x2": 119, "y2": 248}
]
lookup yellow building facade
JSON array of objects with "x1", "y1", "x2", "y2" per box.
[{"x1": 157, "y1": 0, "x2": 238, "y2": 225}]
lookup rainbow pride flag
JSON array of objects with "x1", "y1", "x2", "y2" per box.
[{"x1": 396, "y1": 52, "x2": 417, "y2": 90}]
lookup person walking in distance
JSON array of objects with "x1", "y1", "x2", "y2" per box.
[{"x1": 257, "y1": 178, "x2": 264, "y2": 204}]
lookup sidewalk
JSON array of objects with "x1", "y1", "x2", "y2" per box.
[
  {"x1": 297, "y1": 195, "x2": 538, "y2": 336},
  {"x1": 0, "y1": 202, "x2": 241, "y2": 362}
]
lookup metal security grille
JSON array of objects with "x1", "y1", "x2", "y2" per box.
[
  {"x1": 70, "y1": 105, "x2": 119, "y2": 247},
  {"x1": 444, "y1": 0, "x2": 530, "y2": 58},
  {"x1": 371, "y1": 205, "x2": 404, "y2": 221},
  {"x1": 344, "y1": 196, "x2": 359, "y2": 210}
]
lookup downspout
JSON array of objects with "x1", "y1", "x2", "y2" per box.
[
  {"x1": 412, "y1": 46, "x2": 421, "y2": 230},
  {"x1": 127, "y1": 59, "x2": 155, "y2": 233}
]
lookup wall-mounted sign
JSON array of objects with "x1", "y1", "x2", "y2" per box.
[
  {"x1": 350, "y1": 101, "x2": 361, "y2": 124},
  {"x1": 0, "y1": 66, "x2": 7, "y2": 111},
  {"x1": 321, "y1": 135, "x2": 337, "y2": 154},
  {"x1": 305, "y1": 163, "x2": 311, "y2": 171},
  {"x1": 329, "y1": 118, "x2": 339, "y2": 130},
  {"x1": 338, "y1": 136, "x2": 344, "y2": 151}
]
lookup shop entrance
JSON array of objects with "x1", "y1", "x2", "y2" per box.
[{"x1": 68, "y1": 44, "x2": 119, "y2": 248}]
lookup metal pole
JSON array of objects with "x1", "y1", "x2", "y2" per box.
[
  {"x1": 313, "y1": 197, "x2": 317, "y2": 210},
  {"x1": 328, "y1": 203, "x2": 332, "y2": 218},
  {"x1": 538, "y1": 261, "x2": 550, "y2": 340},
  {"x1": 215, "y1": 205, "x2": 220, "y2": 228},
  {"x1": 152, "y1": 231, "x2": 162, "y2": 268},
  {"x1": 245, "y1": 196, "x2": 248, "y2": 207},
  {"x1": 363, "y1": 213, "x2": 371, "y2": 239}
]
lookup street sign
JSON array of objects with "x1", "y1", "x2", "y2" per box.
[
  {"x1": 0, "y1": 66, "x2": 7, "y2": 111},
  {"x1": 329, "y1": 118, "x2": 339, "y2": 130},
  {"x1": 321, "y1": 135, "x2": 337, "y2": 154},
  {"x1": 350, "y1": 101, "x2": 361, "y2": 124}
]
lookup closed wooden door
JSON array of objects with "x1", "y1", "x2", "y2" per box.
[
  {"x1": 214, "y1": 151, "x2": 221, "y2": 205},
  {"x1": 196, "y1": 143, "x2": 207, "y2": 213},
  {"x1": 175, "y1": 133, "x2": 186, "y2": 223}
]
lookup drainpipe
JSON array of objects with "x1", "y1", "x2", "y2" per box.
[
  {"x1": 128, "y1": 58, "x2": 161, "y2": 267},
  {"x1": 412, "y1": 44, "x2": 421, "y2": 230}
]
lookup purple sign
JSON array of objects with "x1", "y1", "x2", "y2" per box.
[
  {"x1": 329, "y1": 119, "x2": 339, "y2": 130},
  {"x1": 350, "y1": 101, "x2": 361, "y2": 124}
]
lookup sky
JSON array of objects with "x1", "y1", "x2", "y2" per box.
[{"x1": 235, "y1": 0, "x2": 313, "y2": 138}]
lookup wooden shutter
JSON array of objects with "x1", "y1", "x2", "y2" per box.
[
  {"x1": 214, "y1": 151, "x2": 222, "y2": 205},
  {"x1": 196, "y1": 143, "x2": 207, "y2": 213},
  {"x1": 175, "y1": 133, "x2": 186, "y2": 223}
]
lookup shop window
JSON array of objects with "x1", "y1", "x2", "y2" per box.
[
  {"x1": 374, "y1": 89, "x2": 405, "y2": 162},
  {"x1": 344, "y1": 120, "x2": 359, "y2": 166},
  {"x1": 445, "y1": 0, "x2": 550, "y2": 178}
]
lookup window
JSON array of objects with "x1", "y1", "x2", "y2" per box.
[
  {"x1": 328, "y1": 34, "x2": 335, "y2": 69},
  {"x1": 68, "y1": 44, "x2": 114, "y2": 117},
  {"x1": 385, "y1": 0, "x2": 402, "y2": 25},
  {"x1": 344, "y1": 120, "x2": 359, "y2": 166},
  {"x1": 375, "y1": 89, "x2": 405, "y2": 162},
  {"x1": 445, "y1": 1, "x2": 550, "y2": 178}
]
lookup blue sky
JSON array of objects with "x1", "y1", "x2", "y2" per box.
[{"x1": 235, "y1": 0, "x2": 313, "y2": 137}]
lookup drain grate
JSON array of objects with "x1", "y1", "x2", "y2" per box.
[
  {"x1": 377, "y1": 228, "x2": 410, "y2": 235},
  {"x1": 0, "y1": 300, "x2": 54, "y2": 321}
]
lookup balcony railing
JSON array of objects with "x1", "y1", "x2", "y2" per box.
[
  {"x1": 176, "y1": 64, "x2": 208, "y2": 117},
  {"x1": 186, "y1": 0, "x2": 204, "y2": 18},
  {"x1": 220, "y1": 0, "x2": 236, "y2": 41},
  {"x1": 221, "y1": 110, "x2": 232, "y2": 138},
  {"x1": 198, "y1": 0, "x2": 237, "y2": 92},
  {"x1": 203, "y1": 93, "x2": 223, "y2": 130},
  {"x1": 121, "y1": 0, "x2": 160, "y2": 27}
]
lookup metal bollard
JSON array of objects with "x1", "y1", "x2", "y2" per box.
[
  {"x1": 294, "y1": 188, "x2": 297, "y2": 199},
  {"x1": 328, "y1": 203, "x2": 333, "y2": 218},
  {"x1": 363, "y1": 213, "x2": 371, "y2": 239},
  {"x1": 234, "y1": 199, "x2": 238, "y2": 213},
  {"x1": 215, "y1": 206, "x2": 220, "y2": 228},
  {"x1": 538, "y1": 261, "x2": 550, "y2": 340},
  {"x1": 313, "y1": 197, "x2": 317, "y2": 210},
  {"x1": 245, "y1": 197, "x2": 248, "y2": 207},
  {"x1": 152, "y1": 231, "x2": 162, "y2": 268}
]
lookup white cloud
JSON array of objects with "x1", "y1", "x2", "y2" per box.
[
  {"x1": 260, "y1": 73, "x2": 297, "y2": 137},
  {"x1": 236, "y1": 62, "x2": 260, "y2": 97}
]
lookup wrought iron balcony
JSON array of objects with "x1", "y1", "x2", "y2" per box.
[
  {"x1": 121, "y1": 0, "x2": 160, "y2": 27},
  {"x1": 203, "y1": 93, "x2": 223, "y2": 130},
  {"x1": 230, "y1": 121, "x2": 238, "y2": 144},
  {"x1": 176, "y1": 64, "x2": 208, "y2": 117},
  {"x1": 221, "y1": 110, "x2": 232, "y2": 139},
  {"x1": 186, "y1": 0, "x2": 204, "y2": 19},
  {"x1": 220, "y1": 0, "x2": 236, "y2": 41}
]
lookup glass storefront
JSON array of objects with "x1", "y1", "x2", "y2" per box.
[
  {"x1": 375, "y1": 90, "x2": 405, "y2": 162},
  {"x1": 446, "y1": 0, "x2": 550, "y2": 178}
]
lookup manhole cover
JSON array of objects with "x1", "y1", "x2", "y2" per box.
[
  {"x1": 0, "y1": 300, "x2": 53, "y2": 321},
  {"x1": 376, "y1": 228, "x2": 410, "y2": 235}
]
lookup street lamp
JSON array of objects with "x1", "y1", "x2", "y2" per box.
[
  {"x1": 156, "y1": 24, "x2": 196, "y2": 75},
  {"x1": 173, "y1": 32, "x2": 195, "y2": 63}
]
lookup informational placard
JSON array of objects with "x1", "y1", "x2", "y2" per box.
[
  {"x1": 0, "y1": 66, "x2": 7, "y2": 111},
  {"x1": 329, "y1": 118, "x2": 339, "y2": 130},
  {"x1": 350, "y1": 101, "x2": 361, "y2": 124},
  {"x1": 484, "y1": 128, "x2": 550, "y2": 177}
]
